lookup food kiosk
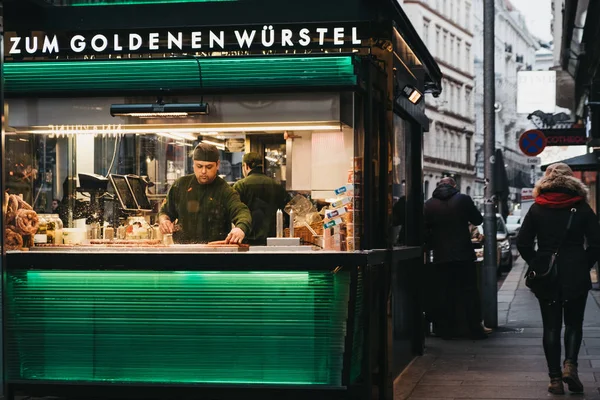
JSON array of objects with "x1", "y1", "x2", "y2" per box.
[{"x1": 1, "y1": 1, "x2": 442, "y2": 399}]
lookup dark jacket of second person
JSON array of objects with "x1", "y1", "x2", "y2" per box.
[
  {"x1": 233, "y1": 167, "x2": 290, "y2": 244},
  {"x1": 517, "y1": 175, "x2": 600, "y2": 301},
  {"x1": 424, "y1": 184, "x2": 483, "y2": 264}
]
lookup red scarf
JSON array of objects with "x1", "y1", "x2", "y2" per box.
[{"x1": 535, "y1": 192, "x2": 583, "y2": 208}]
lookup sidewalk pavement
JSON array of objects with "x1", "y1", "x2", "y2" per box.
[{"x1": 394, "y1": 257, "x2": 600, "y2": 400}]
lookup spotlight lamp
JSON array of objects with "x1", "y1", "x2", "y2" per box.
[{"x1": 402, "y1": 85, "x2": 423, "y2": 104}]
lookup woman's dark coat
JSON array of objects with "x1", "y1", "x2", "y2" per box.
[{"x1": 517, "y1": 175, "x2": 600, "y2": 301}]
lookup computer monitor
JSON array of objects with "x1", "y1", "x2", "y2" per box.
[
  {"x1": 126, "y1": 175, "x2": 153, "y2": 211},
  {"x1": 109, "y1": 174, "x2": 138, "y2": 211}
]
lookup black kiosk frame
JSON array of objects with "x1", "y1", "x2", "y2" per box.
[{"x1": 1, "y1": 1, "x2": 442, "y2": 400}]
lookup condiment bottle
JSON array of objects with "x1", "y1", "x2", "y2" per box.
[
  {"x1": 51, "y1": 214, "x2": 63, "y2": 244},
  {"x1": 104, "y1": 226, "x2": 115, "y2": 240},
  {"x1": 276, "y1": 209, "x2": 283, "y2": 238},
  {"x1": 34, "y1": 216, "x2": 48, "y2": 245},
  {"x1": 289, "y1": 209, "x2": 296, "y2": 237},
  {"x1": 46, "y1": 216, "x2": 56, "y2": 244}
]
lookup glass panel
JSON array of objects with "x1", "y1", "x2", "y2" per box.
[
  {"x1": 391, "y1": 115, "x2": 406, "y2": 246},
  {"x1": 4, "y1": 91, "x2": 357, "y2": 251},
  {"x1": 6, "y1": 269, "x2": 350, "y2": 386}
]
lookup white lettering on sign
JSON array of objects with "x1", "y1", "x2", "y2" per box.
[
  {"x1": 235, "y1": 30, "x2": 256, "y2": 48},
  {"x1": 209, "y1": 31, "x2": 225, "y2": 49},
  {"x1": 48, "y1": 124, "x2": 123, "y2": 135},
  {"x1": 130, "y1": 34, "x2": 142, "y2": 51},
  {"x1": 168, "y1": 31, "x2": 183, "y2": 50},
  {"x1": 191, "y1": 32, "x2": 202, "y2": 49},
  {"x1": 42, "y1": 35, "x2": 59, "y2": 54},
  {"x1": 7, "y1": 28, "x2": 363, "y2": 55},
  {"x1": 71, "y1": 35, "x2": 86, "y2": 53},
  {"x1": 9, "y1": 37, "x2": 21, "y2": 54}
]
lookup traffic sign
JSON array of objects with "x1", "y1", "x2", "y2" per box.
[
  {"x1": 527, "y1": 157, "x2": 541, "y2": 165},
  {"x1": 519, "y1": 130, "x2": 547, "y2": 156}
]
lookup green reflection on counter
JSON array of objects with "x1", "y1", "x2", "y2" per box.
[{"x1": 6, "y1": 270, "x2": 350, "y2": 386}]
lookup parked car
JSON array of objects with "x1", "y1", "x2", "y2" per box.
[
  {"x1": 506, "y1": 215, "x2": 522, "y2": 237},
  {"x1": 476, "y1": 214, "x2": 512, "y2": 272}
]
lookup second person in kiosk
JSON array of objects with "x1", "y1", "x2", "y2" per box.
[{"x1": 158, "y1": 143, "x2": 251, "y2": 244}]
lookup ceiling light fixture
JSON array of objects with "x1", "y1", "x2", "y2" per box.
[
  {"x1": 110, "y1": 101, "x2": 209, "y2": 118},
  {"x1": 200, "y1": 139, "x2": 226, "y2": 151},
  {"x1": 110, "y1": 56, "x2": 209, "y2": 118}
]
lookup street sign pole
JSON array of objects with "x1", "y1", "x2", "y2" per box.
[{"x1": 482, "y1": 0, "x2": 498, "y2": 329}]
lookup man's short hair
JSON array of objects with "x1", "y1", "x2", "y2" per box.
[
  {"x1": 243, "y1": 152, "x2": 263, "y2": 169},
  {"x1": 437, "y1": 177, "x2": 457, "y2": 187}
]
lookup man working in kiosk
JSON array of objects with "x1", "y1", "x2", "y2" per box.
[
  {"x1": 233, "y1": 152, "x2": 290, "y2": 245},
  {"x1": 158, "y1": 143, "x2": 252, "y2": 244}
]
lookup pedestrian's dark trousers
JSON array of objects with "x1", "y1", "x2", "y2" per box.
[
  {"x1": 433, "y1": 262, "x2": 482, "y2": 336},
  {"x1": 538, "y1": 294, "x2": 587, "y2": 378}
]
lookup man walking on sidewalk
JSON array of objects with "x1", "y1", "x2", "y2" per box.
[{"x1": 424, "y1": 177, "x2": 487, "y2": 340}]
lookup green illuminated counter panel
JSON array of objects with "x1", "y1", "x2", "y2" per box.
[{"x1": 4, "y1": 251, "x2": 378, "y2": 390}]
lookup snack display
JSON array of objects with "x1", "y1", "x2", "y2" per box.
[
  {"x1": 15, "y1": 209, "x2": 40, "y2": 236},
  {"x1": 5, "y1": 225, "x2": 23, "y2": 250},
  {"x1": 3, "y1": 194, "x2": 38, "y2": 250},
  {"x1": 6, "y1": 194, "x2": 19, "y2": 225}
]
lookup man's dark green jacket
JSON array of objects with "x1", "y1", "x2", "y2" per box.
[
  {"x1": 233, "y1": 169, "x2": 290, "y2": 244},
  {"x1": 159, "y1": 174, "x2": 251, "y2": 243}
]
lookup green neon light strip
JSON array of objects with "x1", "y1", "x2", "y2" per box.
[
  {"x1": 6, "y1": 270, "x2": 351, "y2": 386},
  {"x1": 4, "y1": 56, "x2": 356, "y2": 95},
  {"x1": 67, "y1": 0, "x2": 236, "y2": 5}
]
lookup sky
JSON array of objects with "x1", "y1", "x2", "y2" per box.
[{"x1": 510, "y1": 0, "x2": 553, "y2": 42}]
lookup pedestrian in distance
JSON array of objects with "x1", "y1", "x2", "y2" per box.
[
  {"x1": 424, "y1": 177, "x2": 487, "y2": 340},
  {"x1": 517, "y1": 162, "x2": 600, "y2": 395}
]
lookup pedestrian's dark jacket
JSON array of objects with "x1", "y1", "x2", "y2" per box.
[
  {"x1": 233, "y1": 168, "x2": 290, "y2": 245},
  {"x1": 517, "y1": 174, "x2": 600, "y2": 301},
  {"x1": 424, "y1": 184, "x2": 483, "y2": 263},
  {"x1": 159, "y1": 174, "x2": 252, "y2": 243}
]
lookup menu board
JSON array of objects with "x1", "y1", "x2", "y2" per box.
[
  {"x1": 126, "y1": 176, "x2": 152, "y2": 211},
  {"x1": 109, "y1": 174, "x2": 138, "y2": 211}
]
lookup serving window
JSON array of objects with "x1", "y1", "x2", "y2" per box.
[{"x1": 3, "y1": 93, "x2": 362, "y2": 252}]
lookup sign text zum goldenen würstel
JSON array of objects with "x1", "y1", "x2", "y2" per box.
[{"x1": 7, "y1": 26, "x2": 363, "y2": 56}]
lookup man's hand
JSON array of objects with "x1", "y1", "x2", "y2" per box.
[
  {"x1": 225, "y1": 227, "x2": 245, "y2": 244},
  {"x1": 159, "y1": 215, "x2": 174, "y2": 234}
]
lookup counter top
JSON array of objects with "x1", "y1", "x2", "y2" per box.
[{"x1": 5, "y1": 247, "x2": 422, "y2": 270}]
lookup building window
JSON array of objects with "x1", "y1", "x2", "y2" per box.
[
  {"x1": 465, "y1": 3, "x2": 471, "y2": 28},
  {"x1": 450, "y1": 35, "x2": 455, "y2": 66},
  {"x1": 466, "y1": 186, "x2": 471, "y2": 196},
  {"x1": 465, "y1": 88, "x2": 472, "y2": 116},
  {"x1": 435, "y1": 26, "x2": 441, "y2": 58},
  {"x1": 443, "y1": 31, "x2": 448, "y2": 62},
  {"x1": 423, "y1": 19, "x2": 430, "y2": 46},
  {"x1": 424, "y1": 180, "x2": 430, "y2": 200},
  {"x1": 466, "y1": 136, "x2": 471, "y2": 165},
  {"x1": 457, "y1": 38, "x2": 462, "y2": 70},
  {"x1": 465, "y1": 44, "x2": 471, "y2": 73}
]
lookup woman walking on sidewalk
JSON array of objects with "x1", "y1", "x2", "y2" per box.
[{"x1": 517, "y1": 163, "x2": 600, "y2": 395}]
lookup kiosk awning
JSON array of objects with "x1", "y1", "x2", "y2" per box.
[
  {"x1": 541, "y1": 152, "x2": 600, "y2": 171},
  {"x1": 4, "y1": 56, "x2": 358, "y2": 97}
]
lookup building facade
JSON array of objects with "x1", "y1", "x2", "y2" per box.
[
  {"x1": 403, "y1": 0, "x2": 476, "y2": 200},
  {"x1": 472, "y1": 0, "x2": 538, "y2": 209}
]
